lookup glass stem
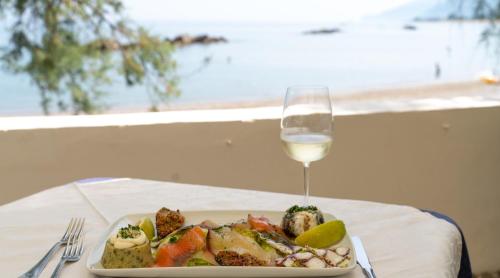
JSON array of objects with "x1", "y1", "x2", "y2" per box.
[{"x1": 303, "y1": 162, "x2": 310, "y2": 206}]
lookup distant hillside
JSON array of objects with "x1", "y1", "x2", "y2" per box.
[
  {"x1": 372, "y1": 0, "x2": 494, "y2": 21},
  {"x1": 373, "y1": 0, "x2": 439, "y2": 21}
]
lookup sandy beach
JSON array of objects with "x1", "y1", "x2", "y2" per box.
[
  {"x1": 102, "y1": 80, "x2": 500, "y2": 115},
  {"x1": 15, "y1": 81, "x2": 500, "y2": 118}
]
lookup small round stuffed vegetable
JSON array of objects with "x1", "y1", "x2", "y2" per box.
[
  {"x1": 281, "y1": 205, "x2": 325, "y2": 237},
  {"x1": 101, "y1": 225, "x2": 154, "y2": 268}
]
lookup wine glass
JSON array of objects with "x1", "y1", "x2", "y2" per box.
[{"x1": 280, "y1": 86, "x2": 333, "y2": 205}]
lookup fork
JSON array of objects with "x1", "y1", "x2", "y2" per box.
[
  {"x1": 19, "y1": 218, "x2": 85, "y2": 278},
  {"x1": 50, "y1": 232, "x2": 84, "y2": 278}
]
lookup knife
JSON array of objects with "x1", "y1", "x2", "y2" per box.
[{"x1": 352, "y1": 236, "x2": 377, "y2": 278}]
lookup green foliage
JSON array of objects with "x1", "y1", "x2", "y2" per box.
[
  {"x1": 476, "y1": 0, "x2": 500, "y2": 58},
  {"x1": 0, "y1": 0, "x2": 179, "y2": 114},
  {"x1": 458, "y1": 0, "x2": 500, "y2": 58}
]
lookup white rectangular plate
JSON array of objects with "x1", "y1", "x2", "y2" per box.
[{"x1": 87, "y1": 210, "x2": 357, "y2": 277}]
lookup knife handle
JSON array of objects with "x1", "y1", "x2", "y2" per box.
[{"x1": 360, "y1": 265, "x2": 376, "y2": 278}]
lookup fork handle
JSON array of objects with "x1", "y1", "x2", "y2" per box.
[
  {"x1": 19, "y1": 241, "x2": 62, "y2": 278},
  {"x1": 50, "y1": 258, "x2": 67, "y2": 278}
]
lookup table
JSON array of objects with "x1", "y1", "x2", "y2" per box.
[{"x1": 0, "y1": 178, "x2": 463, "y2": 277}]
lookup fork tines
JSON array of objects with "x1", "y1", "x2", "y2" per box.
[
  {"x1": 61, "y1": 218, "x2": 85, "y2": 258},
  {"x1": 63, "y1": 233, "x2": 84, "y2": 259},
  {"x1": 62, "y1": 218, "x2": 85, "y2": 243}
]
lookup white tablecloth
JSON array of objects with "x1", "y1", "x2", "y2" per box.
[{"x1": 0, "y1": 178, "x2": 462, "y2": 277}]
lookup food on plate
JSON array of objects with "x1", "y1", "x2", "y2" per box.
[
  {"x1": 245, "y1": 215, "x2": 295, "y2": 256},
  {"x1": 156, "y1": 226, "x2": 209, "y2": 267},
  {"x1": 215, "y1": 251, "x2": 267, "y2": 266},
  {"x1": 156, "y1": 207, "x2": 185, "y2": 239},
  {"x1": 101, "y1": 225, "x2": 154, "y2": 268},
  {"x1": 276, "y1": 246, "x2": 351, "y2": 268},
  {"x1": 186, "y1": 257, "x2": 214, "y2": 266},
  {"x1": 294, "y1": 220, "x2": 346, "y2": 248},
  {"x1": 207, "y1": 223, "x2": 280, "y2": 266},
  {"x1": 281, "y1": 205, "x2": 325, "y2": 237},
  {"x1": 247, "y1": 215, "x2": 281, "y2": 233},
  {"x1": 100, "y1": 205, "x2": 352, "y2": 270},
  {"x1": 137, "y1": 217, "x2": 155, "y2": 240}
]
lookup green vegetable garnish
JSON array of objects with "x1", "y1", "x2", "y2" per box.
[
  {"x1": 168, "y1": 235, "x2": 180, "y2": 243},
  {"x1": 118, "y1": 225, "x2": 142, "y2": 239},
  {"x1": 233, "y1": 226, "x2": 275, "y2": 252},
  {"x1": 159, "y1": 225, "x2": 193, "y2": 246},
  {"x1": 286, "y1": 205, "x2": 320, "y2": 213},
  {"x1": 186, "y1": 258, "x2": 213, "y2": 266}
]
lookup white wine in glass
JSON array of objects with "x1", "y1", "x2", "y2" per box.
[{"x1": 281, "y1": 86, "x2": 333, "y2": 205}]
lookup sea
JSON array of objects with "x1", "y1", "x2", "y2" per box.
[{"x1": 0, "y1": 20, "x2": 497, "y2": 116}]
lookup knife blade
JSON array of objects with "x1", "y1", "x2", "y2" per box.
[{"x1": 352, "y1": 236, "x2": 377, "y2": 278}]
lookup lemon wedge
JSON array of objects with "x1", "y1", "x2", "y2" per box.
[
  {"x1": 294, "y1": 220, "x2": 346, "y2": 248},
  {"x1": 137, "y1": 217, "x2": 155, "y2": 241}
]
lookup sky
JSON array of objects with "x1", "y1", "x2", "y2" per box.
[{"x1": 123, "y1": 0, "x2": 415, "y2": 23}]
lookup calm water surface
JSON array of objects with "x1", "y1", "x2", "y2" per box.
[{"x1": 0, "y1": 21, "x2": 496, "y2": 115}]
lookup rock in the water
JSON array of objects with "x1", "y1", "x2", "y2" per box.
[
  {"x1": 303, "y1": 28, "x2": 341, "y2": 35},
  {"x1": 403, "y1": 24, "x2": 417, "y2": 31},
  {"x1": 166, "y1": 34, "x2": 228, "y2": 46}
]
